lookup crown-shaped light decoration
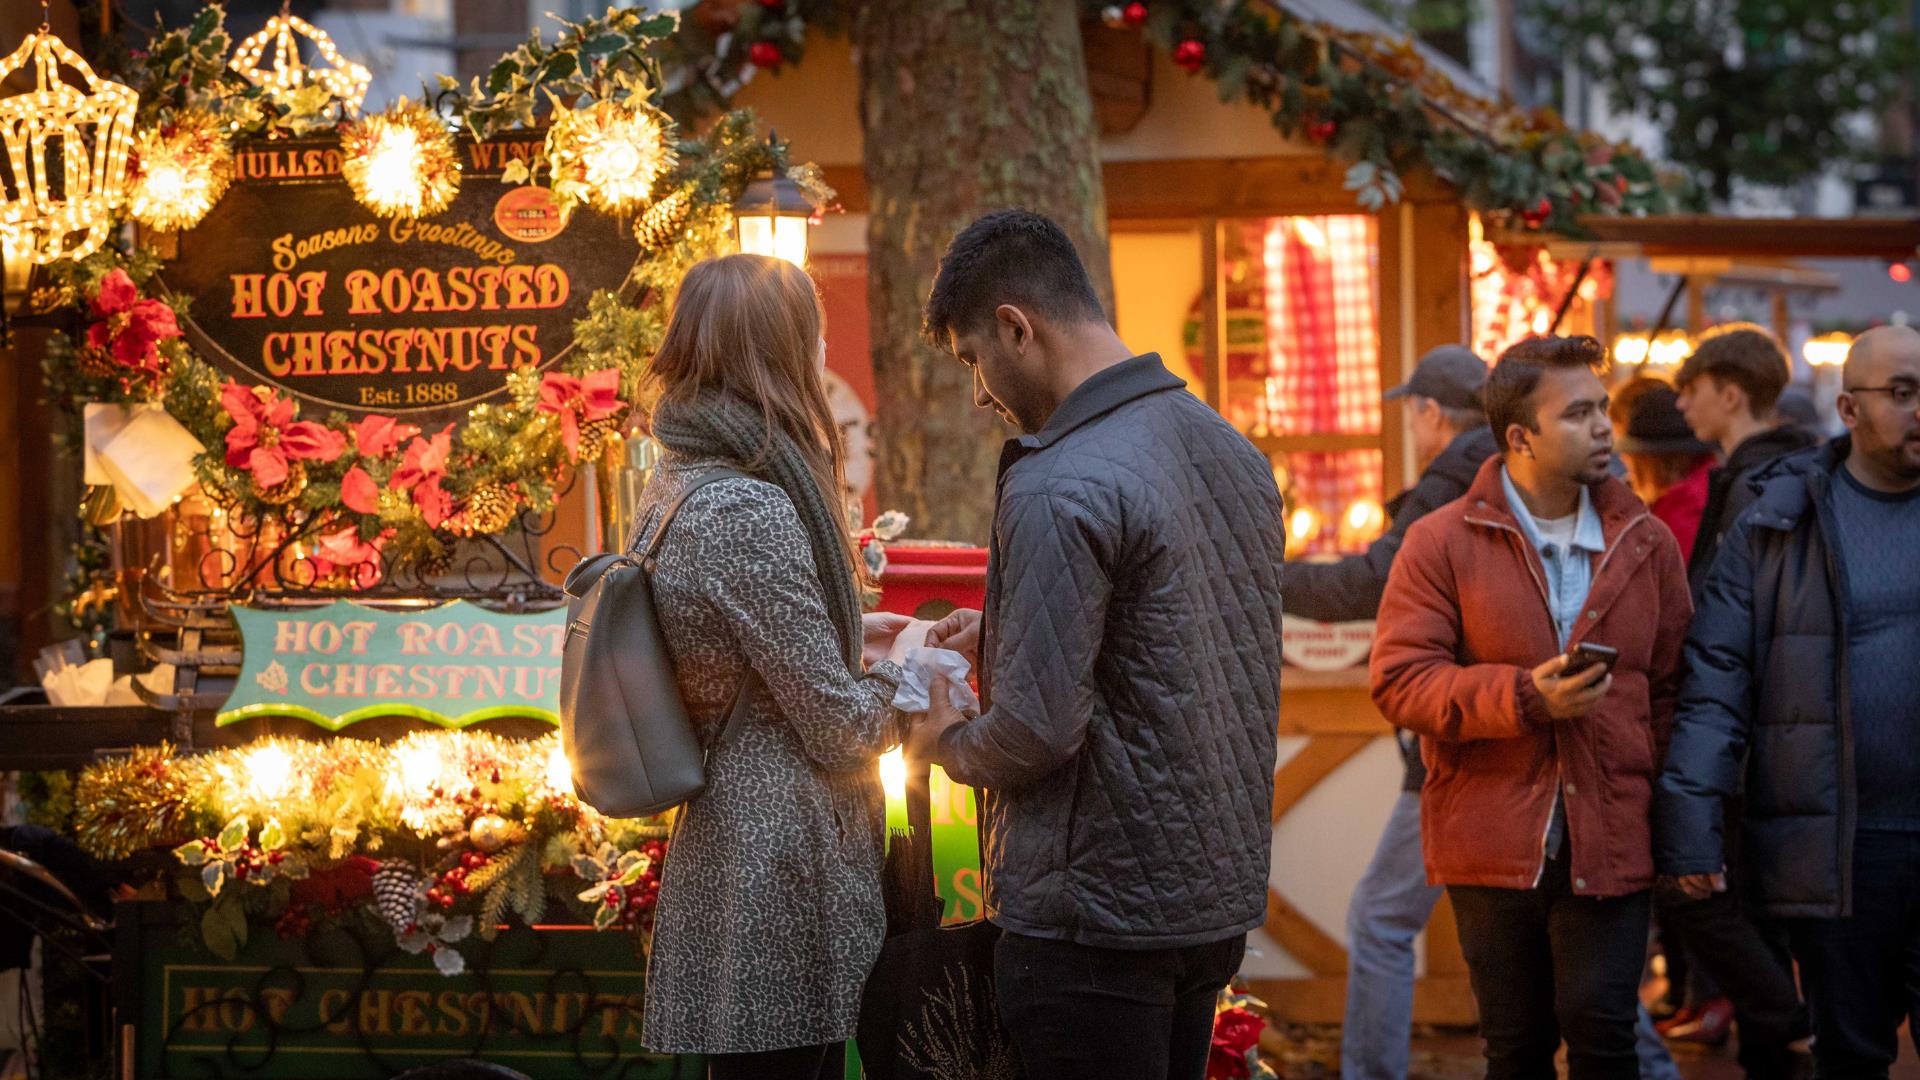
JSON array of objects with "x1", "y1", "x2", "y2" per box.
[
  {"x1": 0, "y1": 26, "x2": 138, "y2": 265},
  {"x1": 229, "y1": 12, "x2": 372, "y2": 115}
]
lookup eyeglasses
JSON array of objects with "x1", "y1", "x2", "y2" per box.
[{"x1": 1845, "y1": 383, "x2": 1920, "y2": 409}]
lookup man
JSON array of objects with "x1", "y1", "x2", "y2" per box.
[
  {"x1": 1650, "y1": 324, "x2": 1813, "y2": 1068},
  {"x1": 1370, "y1": 335, "x2": 1693, "y2": 1080},
  {"x1": 1282, "y1": 344, "x2": 1495, "y2": 1080},
  {"x1": 1656, "y1": 325, "x2": 1920, "y2": 1078},
  {"x1": 907, "y1": 209, "x2": 1287, "y2": 1080},
  {"x1": 1673, "y1": 324, "x2": 1820, "y2": 591}
]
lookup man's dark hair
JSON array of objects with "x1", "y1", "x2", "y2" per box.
[
  {"x1": 1483, "y1": 335, "x2": 1610, "y2": 449},
  {"x1": 1673, "y1": 323, "x2": 1790, "y2": 415},
  {"x1": 923, "y1": 210, "x2": 1106, "y2": 346}
]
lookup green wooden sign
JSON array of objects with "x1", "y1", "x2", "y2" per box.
[
  {"x1": 120, "y1": 903, "x2": 698, "y2": 1078},
  {"x1": 219, "y1": 600, "x2": 566, "y2": 730}
]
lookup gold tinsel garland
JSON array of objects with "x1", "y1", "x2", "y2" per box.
[
  {"x1": 126, "y1": 110, "x2": 236, "y2": 232},
  {"x1": 340, "y1": 100, "x2": 462, "y2": 219},
  {"x1": 75, "y1": 743, "x2": 208, "y2": 859},
  {"x1": 545, "y1": 98, "x2": 675, "y2": 215}
]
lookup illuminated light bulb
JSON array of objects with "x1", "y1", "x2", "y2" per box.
[
  {"x1": 879, "y1": 747, "x2": 906, "y2": 807},
  {"x1": 0, "y1": 28, "x2": 137, "y2": 263},
  {"x1": 229, "y1": 14, "x2": 371, "y2": 114},
  {"x1": 1288, "y1": 506, "x2": 1322, "y2": 543},
  {"x1": 546, "y1": 99, "x2": 675, "y2": 216},
  {"x1": 544, "y1": 741, "x2": 573, "y2": 794},
  {"x1": 392, "y1": 739, "x2": 447, "y2": 800},
  {"x1": 1802, "y1": 331, "x2": 1853, "y2": 368},
  {"x1": 341, "y1": 102, "x2": 459, "y2": 219},
  {"x1": 240, "y1": 743, "x2": 293, "y2": 802},
  {"x1": 1611, "y1": 333, "x2": 1650, "y2": 366}
]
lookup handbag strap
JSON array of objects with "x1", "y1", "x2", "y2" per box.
[{"x1": 635, "y1": 465, "x2": 759, "y2": 758}]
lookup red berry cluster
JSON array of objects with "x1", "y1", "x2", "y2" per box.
[
  {"x1": 274, "y1": 905, "x2": 313, "y2": 939},
  {"x1": 1520, "y1": 196, "x2": 1554, "y2": 228},
  {"x1": 1173, "y1": 40, "x2": 1207, "y2": 73},
  {"x1": 1307, "y1": 118, "x2": 1338, "y2": 144},
  {"x1": 603, "y1": 841, "x2": 669, "y2": 929},
  {"x1": 748, "y1": 41, "x2": 783, "y2": 69},
  {"x1": 207, "y1": 839, "x2": 286, "y2": 883},
  {"x1": 1122, "y1": 2, "x2": 1149, "y2": 26},
  {"x1": 425, "y1": 850, "x2": 489, "y2": 911}
]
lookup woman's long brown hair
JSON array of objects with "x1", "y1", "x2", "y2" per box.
[{"x1": 647, "y1": 253, "x2": 861, "y2": 587}]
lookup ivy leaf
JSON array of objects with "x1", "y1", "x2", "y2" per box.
[
  {"x1": 500, "y1": 158, "x2": 532, "y2": 185},
  {"x1": 584, "y1": 32, "x2": 628, "y2": 57},
  {"x1": 542, "y1": 52, "x2": 579, "y2": 83},
  {"x1": 201, "y1": 895, "x2": 246, "y2": 960},
  {"x1": 437, "y1": 74, "x2": 459, "y2": 92},
  {"x1": 488, "y1": 58, "x2": 522, "y2": 95},
  {"x1": 631, "y1": 13, "x2": 679, "y2": 39}
]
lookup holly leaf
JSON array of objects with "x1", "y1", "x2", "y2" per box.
[
  {"x1": 592, "y1": 901, "x2": 620, "y2": 931},
  {"x1": 433, "y1": 946, "x2": 467, "y2": 976},
  {"x1": 202, "y1": 861, "x2": 226, "y2": 898},
  {"x1": 175, "y1": 839, "x2": 208, "y2": 867},
  {"x1": 259, "y1": 818, "x2": 285, "y2": 852},
  {"x1": 189, "y1": 6, "x2": 221, "y2": 45},
  {"x1": 219, "y1": 816, "x2": 250, "y2": 851}
]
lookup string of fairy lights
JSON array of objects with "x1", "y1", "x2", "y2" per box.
[{"x1": 0, "y1": 13, "x2": 677, "y2": 265}]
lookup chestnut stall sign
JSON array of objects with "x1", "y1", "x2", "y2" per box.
[{"x1": 155, "y1": 133, "x2": 640, "y2": 424}]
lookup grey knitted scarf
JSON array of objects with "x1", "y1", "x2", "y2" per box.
[{"x1": 651, "y1": 391, "x2": 860, "y2": 669}]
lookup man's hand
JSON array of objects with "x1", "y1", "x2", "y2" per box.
[
  {"x1": 925, "y1": 608, "x2": 982, "y2": 666},
  {"x1": 905, "y1": 674, "x2": 975, "y2": 764},
  {"x1": 1530, "y1": 654, "x2": 1612, "y2": 720},
  {"x1": 861, "y1": 611, "x2": 914, "y2": 668},
  {"x1": 1659, "y1": 872, "x2": 1727, "y2": 901}
]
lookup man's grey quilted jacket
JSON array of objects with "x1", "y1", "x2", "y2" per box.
[{"x1": 936, "y1": 353, "x2": 1286, "y2": 949}]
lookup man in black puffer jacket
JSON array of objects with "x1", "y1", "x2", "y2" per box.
[
  {"x1": 910, "y1": 211, "x2": 1287, "y2": 1080},
  {"x1": 1655, "y1": 326, "x2": 1920, "y2": 1077},
  {"x1": 1282, "y1": 344, "x2": 1494, "y2": 1080}
]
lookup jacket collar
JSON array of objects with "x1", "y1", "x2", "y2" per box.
[
  {"x1": 1462, "y1": 455, "x2": 1648, "y2": 549},
  {"x1": 1500, "y1": 465, "x2": 1606, "y2": 556},
  {"x1": 1724, "y1": 422, "x2": 1820, "y2": 476},
  {"x1": 1014, "y1": 353, "x2": 1186, "y2": 452},
  {"x1": 1744, "y1": 436, "x2": 1850, "y2": 531}
]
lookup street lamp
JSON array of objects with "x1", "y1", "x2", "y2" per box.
[{"x1": 731, "y1": 167, "x2": 812, "y2": 267}]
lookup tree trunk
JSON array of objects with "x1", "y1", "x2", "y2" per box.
[{"x1": 854, "y1": 0, "x2": 1113, "y2": 545}]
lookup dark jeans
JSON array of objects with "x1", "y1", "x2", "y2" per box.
[
  {"x1": 994, "y1": 930, "x2": 1246, "y2": 1080},
  {"x1": 707, "y1": 1041, "x2": 843, "y2": 1080},
  {"x1": 1657, "y1": 877, "x2": 1808, "y2": 1078},
  {"x1": 1789, "y1": 829, "x2": 1920, "y2": 1080},
  {"x1": 1448, "y1": 850, "x2": 1650, "y2": 1080}
]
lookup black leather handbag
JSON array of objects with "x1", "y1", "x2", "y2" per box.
[{"x1": 557, "y1": 467, "x2": 754, "y2": 819}]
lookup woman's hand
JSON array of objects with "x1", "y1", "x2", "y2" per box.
[{"x1": 861, "y1": 612, "x2": 914, "y2": 668}]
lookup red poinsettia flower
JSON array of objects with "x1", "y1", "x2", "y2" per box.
[
  {"x1": 353, "y1": 414, "x2": 421, "y2": 460},
  {"x1": 86, "y1": 268, "x2": 181, "y2": 377},
  {"x1": 311, "y1": 524, "x2": 390, "y2": 589},
  {"x1": 341, "y1": 466, "x2": 381, "y2": 514},
  {"x1": 1206, "y1": 1007, "x2": 1267, "y2": 1080},
  {"x1": 220, "y1": 382, "x2": 347, "y2": 488},
  {"x1": 390, "y1": 425, "x2": 457, "y2": 528},
  {"x1": 290, "y1": 854, "x2": 380, "y2": 909},
  {"x1": 536, "y1": 368, "x2": 624, "y2": 459}
]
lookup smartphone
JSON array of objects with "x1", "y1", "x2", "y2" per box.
[{"x1": 1565, "y1": 642, "x2": 1619, "y2": 675}]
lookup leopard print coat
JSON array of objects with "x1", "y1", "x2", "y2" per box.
[{"x1": 637, "y1": 459, "x2": 905, "y2": 1055}]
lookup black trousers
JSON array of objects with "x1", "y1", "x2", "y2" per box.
[
  {"x1": 1789, "y1": 829, "x2": 1920, "y2": 1080},
  {"x1": 706, "y1": 1041, "x2": 843, "y2": 1080},
  {"x1": 1656, "y1": 879, "x2": 1807, "y2": 1078},
  {"x1": 994, "y1": 930, "x2": 1246, "y2": 1080},
  {"x1": 1448, "y1": 850, "x2": 1650, "y2": 1080}
]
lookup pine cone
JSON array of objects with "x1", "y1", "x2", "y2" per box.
[
  {"x1": 253, "y1": 462, "x2": 308, "y2": 505},
  {"x1": 459, "y1": 483, "x2": 520, "y2": 536},
  {"x1": 633, "y1": 188, "x2": 691, "y2": 253},
  {"x1": 575, "y1": 417, "x2": 622, "y2": 463},
  {"x1": 371, "y1": 859, "x2": 425, "y2": 933}
]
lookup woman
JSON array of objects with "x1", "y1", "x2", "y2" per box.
[
  {"x1": 1610, "y1": 378, "x2": 1716, "y2": 556},
  {"x1": 636, "y1": 253, "x2": 911, "y2": 1079}
]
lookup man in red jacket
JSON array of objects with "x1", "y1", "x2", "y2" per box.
[{"x1": 1370, "y1": 335, "x2": 1694, "y2": 1080}]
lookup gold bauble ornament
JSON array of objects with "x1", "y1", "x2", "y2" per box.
[
  {"x1": 469, "y1": 813, "x2": 521, "y2": 853},
  {"x1": 127, "y1": 111, "x2": 235, "y2": 232},
  {"x1": 341, "y1": 101, "x2": 460, "y2": 219}
]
